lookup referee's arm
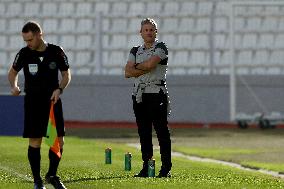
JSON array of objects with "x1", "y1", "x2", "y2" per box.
[{"x1": 8, "y1": 66, "x2": 21, "y2": 96}]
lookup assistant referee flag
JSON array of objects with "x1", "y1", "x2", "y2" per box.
[{"x1": 45, "y1": 102, "x2": 61, "y2": 158}]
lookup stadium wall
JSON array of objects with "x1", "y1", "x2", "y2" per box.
[{"x1": 1, "y1": 75, "x2": 284, "y2": 124}]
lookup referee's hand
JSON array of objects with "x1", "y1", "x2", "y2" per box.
[
  {"x1": 51, "y1": 89, "x2": 61, "y2": 104},
  {"x1": 10, "y1": 86, "x2": 21, "y2": 96}
]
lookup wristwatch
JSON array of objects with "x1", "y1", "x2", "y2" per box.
[{"x1": 58, "y1": 87, "x2": 63, "y2": 94}]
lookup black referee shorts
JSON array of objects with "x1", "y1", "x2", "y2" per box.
[{"x1": 23, "y1": 93, "x2": 65, "y2": 138}]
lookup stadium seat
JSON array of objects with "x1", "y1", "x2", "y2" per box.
[
  {"x1": 246, "y1": 17, "x2": 261, "y2": 31},
  {"x1": 43, "y1": 19, "x2": 58, "y2": 34},
  {"x1": 160, "y1": 34, "x2": 176, "y2": 49},
  {"x1": 109, "y1": 35, "x2": 127, "y2": 49},
  {"x1": 235, "y1": 18, "x2": 245, "y2": 31},
  {"x1": 161, "y1": 18, "x2": 178, "y2": 32},
  {"x1": 128, "y1": 18, "x2": 141, "y2": 33},
  {"x1": 196, "y1": 18, "x2": 210, "y2": 32},
  {"x1": 106, "y1": 51, "x2": 125, "y2": 67},
  {"x1": 258, "y1": 34, "x2": 274, "y2": 49},
  {"x1": 65, "y1": 51, "x2": 75, "y2": 65},
  {"x1": 180, "y1": 2, "x2": 196, "y2": 16},
  {"x1": 192, "y1": 34, "x2": 209, "y2": 50},
  {"x1": 127, "y1": 34, "x2": 142, "y2": 49},
  {"x1": 176, "y1": 34, "x2": 192, "y2": 49},
  {"x1": 8, "y1": 35, "x2": 24, "y2": 51},
  {"x1": 102, "y1": 18, "x2": 110, "y2": 32},
  {"x1": 75, "y1": 51, "x2": 92, "y2": 66},
  {"x1": 270, "y1": 51, "x2": 284, "y2": 64},
  {"x1": 44, "y1": 35, "x2": 58, "y2": 45},
  {"x1": 76, "y1": 2, "x2": 93, "y2": 17},
  {"x1": 253, "y1": 50, "x2": 269, "y2": 65},
  {"x1": 8, "y1": 19, "x2": 24, "y2": 33},
  {"x1": 197, "y1": 1, "x2": 212, "y2": 15},
  {"x1": 59, "y1": 35, "x2": 76, "y2": 50},
  {"x1": 237, "y1": 51, "x2": 253, "y2": 65},
  {"x1": 214, "y1": 34, "x2": 228, "y2": 50},
  {"x1": 58, "y1": 2, "x2": 75, "y2": 17},
  {"x1": 191, "y1": 51, "x2": 208, "y2": 66},
  {"x1": 242, "y1": 34, "x2": 257, "y2": 49},
  {"x1": 110, "y1": 18, "x2": 128, "y2": 32},
  {"x1": 219, "y1": 51, "x2": 230, "y2": 65},
  {"x1": 173, "y1": 51, "x2": 189, "y2": 66},
  {"x1": 215, "y1": 2, "x2": 229, "y2": 16},
  {"x1": 0, "y1": 3, "x2": 5, "y2": 17},
  {"x1": 179, "y1": 18, "x2": 194, "y2": 32},
  {"x1": 163, "y1": 2, "x2": 179, "y2": 16},
  {"x1": 77, "y1": 18, "x2": 93, "y2": 33},
  {"x1": 0, "y1": 36, "x2": 6, "y2": 49},
  {"x1": 111, "y1": 2, "x2": 128, "y2": 15},
  {"x1": 0, "y1": 51, "x2": 7, "y2": 66},
  {"x1": 76, "y1": 35, "x2": 93, "y2": 50},
  {"x1": 24, "y1": 2, "x2": 40, "y2": 17},
  {"x1": 42, "y1": 3, "x2": 58, "y2": 17},
  {"x1": 128, "y1": 2, "x2": 145, "y2": 16},
  {"x1": 215, "y1": 17, "x2": 227, "y2": 32},
  {"x1": 58, "y1": 19, "x2": 76, "y2": 33},
  {"x1": 275, "y1": 34, "x2": 284, "y2": 48},
  {"x1": 94, "y1": 2, "x2": 110, "y2": 13},
  {"x1": 262, "y1": 17, "x2": 278, "y2": 32},
  {"x1": 0, "y1": 19, "x2": 6, "y2": 33},
  {"x1": 145, "y1": 2, "x2": 162, "y2": 16},
  {"x1": 6, "y1": 2, "x2": 22, "y2": 17}
]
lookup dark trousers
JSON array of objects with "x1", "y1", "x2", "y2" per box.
[{"x1": 133, "y1": 91, "x2": 172, "y2": 170}]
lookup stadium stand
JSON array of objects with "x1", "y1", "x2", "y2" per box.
[{"x1": 0, "y1": 0, "x2": 284, "y2": 75}]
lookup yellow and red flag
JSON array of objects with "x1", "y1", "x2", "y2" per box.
[{"x1": 45, "y1": 102, "x2": 61, "y2": 158}]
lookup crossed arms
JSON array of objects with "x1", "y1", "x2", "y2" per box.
[{"x1": 124, "y1": 55, "x2": 161, "y2": 78}]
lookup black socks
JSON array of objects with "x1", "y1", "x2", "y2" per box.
[
  {"x1": 28, "y1": 146, "x2": 41, "y2": 182},
  {"x1": 46, "y1": 148, "x2": 63, "y2": 176}
]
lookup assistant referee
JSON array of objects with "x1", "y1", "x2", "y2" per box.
[{"x1": 8, "y1": 21, "x2": 71, "y2": 189}]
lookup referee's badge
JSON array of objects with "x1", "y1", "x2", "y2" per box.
[
  {"x1": 28, "y1": 64, "x2": 38, "y2": 75},
  {"x1": 49, "y1": 62, "x2": 57, "y2": 70}
]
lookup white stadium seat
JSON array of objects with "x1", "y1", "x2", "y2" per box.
[
  {"x1": 0, "y1": 19, "x2": 6, "y2": 33},
  {"x1": 110, "y1": 18, "x2": 128, "y2": 32},
  {"x1": 180, "y1": 2, "x2": 196, "y2": 15},
  {"x1": 59, "y1": 19, "x2": 76, "y2": 33},
  {"x1": 177, "y1": 34, "x2": 192, "y2": 49},
  {"x1": 254, "y1": 50, "x2": 269, "y2": 65},
  {"x1": 179, "y1": 18, "x2": 194, "y2": 32},
  {"x1": 106, "y1": 51, "x2": 125, "y2": 67},
  {"x1": 111, "y1": 2, "x2": 128, "y2": 15},
  {"x1": 94, "y1": 2, "x2": 110, "y2": 13},
  {"x1": 43, "y1": 19, "x2": 58, "y2": 34},
  {"x1": 76, "y1": 3, "x2": 93, "y2": 17},
  {"x1": 109, "y1": 35, "x2": 127, "y2": 49},
  {"x1": 8, "y1": 35, "x2": 24, "y2": 51},
  {"x1": 0, "y1": 36, "x2": 6, "y2": 49},
  {"x1": 75, "y1": 51, "x2": 92, "y2": 66},
  {"x1": 60, "y1": 35, "x2": 76, "y2": 50},
  {"x1": 275, "y1": 34, "x2": 284, "y2": 48},
  {"x1": 163, "y1": 2, "x2": 179, "y2": 15},
  {"x1": 197, "y1": 2, "x2": 212, "y2": 15},
  {"x1": 242, "y1": 34, "x2": 257, "y2": 49},
  {"x1": 161, "y1": 18, "x2": 178, "y2": 32},
  {"x1": 8, "y1": 19, "x2": 24, "y2": 33},
  {"x1": 76, "y1": 35, "x2": 93, "y2": 50},
  {"x1": 258, "y1": 34, "x2": 274, "y2": 49},
  {"x1": 237, "y1": 51, "x2": 253, "y2": 65},
  {"x1": 196, "y1": 18, "x2": 210, "y2": 32},
  {"x1": 45, "y1": 35, "x2": 59, "y2": 45},
  {"x1": 215, "y1": 17, "x2": 227, "y2": 32},
  {"x1": 191, "y1": 51, "x2": 208, "y2": 66},
  {"x1": 173, "y1": 51, "x2": 189, "y2": 66},
  {"x1": 160, "y1": 34, "x2": 176, "y2": 49},
  {"x1": 0, "y1": 52, "x2": 7, "y2": 66},
  {"x1": 77, "y1": 19, "x2": 93, "y2": 33},
  {"x1": 42, "y1": 3, "x2": 58, "y2": 17},
  {"x1": 145, "y1": 2, "x2": 162, "y2": 16},
  {"x1": 58, "y1": 2, "x2": 75, "y2": 17},
  {"x1": 24, "y1": 2, "x2": 40, "y2": 17},
  {"x1": 192, "y1": 34, "x2": 209, "y2": 50},
  {"x1": 128, "y1": 2, "x2": 145, "y2": 16},
  {"x1": 6, "y1": 3, "x2": 22, "y2": 17}
]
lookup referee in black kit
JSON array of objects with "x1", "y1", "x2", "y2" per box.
[
  {"x1": 8, "y1": 21, "x2": 71, "y2": 189},
  {"x1": 125, "y1": 18, "x2": 172, "y2": 178}
]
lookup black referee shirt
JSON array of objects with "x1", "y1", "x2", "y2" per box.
[{"x1": 12, "y1": 43, "x2": 69, "y2": 94}]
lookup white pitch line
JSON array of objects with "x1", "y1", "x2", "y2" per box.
[
  {"x1": 0, "y1": 164, "x2": 33, "y2": 182},
  {"x1": 127, "y1": 143, "x2": 284, "y2": 179}
]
